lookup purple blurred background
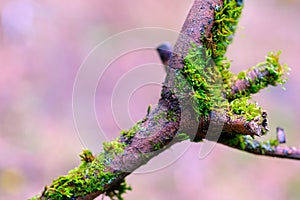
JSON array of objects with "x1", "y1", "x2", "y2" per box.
[{"x1": 1, "y1": 0, "x2": 300, "y2": 199}]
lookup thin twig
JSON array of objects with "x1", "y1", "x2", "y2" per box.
[{"x1": 220, "y1": 135, "x2": 300, "y2": 160}]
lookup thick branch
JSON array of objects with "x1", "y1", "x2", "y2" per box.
[
  {"x1": 31, "y1": 0, "x2": 297, "y2": 199},
  {"x1": 169, "y1": 0, "x2": 221, "y2": 69},
  {"x1": 32, "y1": 1, "x2": 223, "y2": 199},
  {"x1": 78, "y1": 87, "x2": 181, "y2": 200}
]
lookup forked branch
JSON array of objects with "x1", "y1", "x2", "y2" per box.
[{"x1": 31, "y1": 0, "x2": 297, "y2": 200}]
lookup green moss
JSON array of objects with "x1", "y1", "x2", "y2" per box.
[
  {"x1": 228, "y1": 51, "x2": 290, "y2": 100},
  {"x1": 147, "y1": 104, "x2": 151, "y2": 116},
  {"x1": 182, "y1": 44, "x2": 226, "y2": 117},
  {"x1": 205, "y1": 0, "x2": 243, "y2": 84},
  {"x1": 153, "y1": 142, "x2": 163, "y2": 151},
  {"x1": 120, "y1": 121, "x2": 142, "y2": 141},
  {"x1": 229, "y1": 97, "x2": 262, "y2": 121},
  {"x1": 237, "y1": 71, "x2": 246, "y2": 79},
  {"x1": 153, "y1": 112, "x2": 166, "y2": 123},
  {"x1": 167, "y1": 109, "x2": 179, "y2": 122},
  {"x1": 174, "y1": 132, "x2": 191, "y2": 141},
  {"x1": 103, "y1": 139, "x2": 126, "y2": 154},
  {"x1": 105, "y1": 180, "x2": 132, "y2": 200},
  {"x1": 80, "y1": 149, "x2": 95, "y2": 163},
  {"x1": 219, "y1": 134, "x2": 246, "y2": 149},
  {"x1": 181, "y1": 1, "x2": 243, "y2": 117},
  {"x1": 31, "y1": 140, "x2": 131, "y2": 200},
  {"x1": 268, "y1": 138, "x2": 279, "y2": 146}
]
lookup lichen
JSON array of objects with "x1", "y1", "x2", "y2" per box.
[
  {"x1": 221, "y1": 135, "x2": 279, "y2": 153},
  {"x1": 242, "y1": 136, "x2": 279, "y2": 154}
]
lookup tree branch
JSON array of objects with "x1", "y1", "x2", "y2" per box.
[
  {"x1": 227, "y1": 52, "x2": 289, "y2": 101},
  {"x1": 219, "y1": 134, "x2": 300, "y2": 161},
  {"x1": 31, "y1": 0, "x2": 297, "y2": 199},
  {"x1": 169, "y1": 0, "x2": 220, "y2": 69}
]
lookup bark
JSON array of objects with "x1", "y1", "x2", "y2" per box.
[{"x1": 32, "y1": 0, "x2": 299, "y2": 199}]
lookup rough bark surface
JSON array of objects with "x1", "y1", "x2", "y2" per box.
[{"x1": 32, "y1": 1, "x2": 299, "y2": 199}]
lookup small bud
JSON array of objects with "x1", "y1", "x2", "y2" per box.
[
  {"x1": 276, "y1": 127, "x2": 286, "y2": 144},
  {"x1": 156, "y1": 42, "x2": 172, "y2": 66},
  {"x1": 236, "y1": 0, "x2": 243, "y2": 7}
]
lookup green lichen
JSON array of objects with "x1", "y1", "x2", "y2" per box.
[
  {"x1": 242, "y1": 136, "x2": 279, "y2": 154},
  {"x1": 221, "y1": 135, "x2": 279, "y2": 153}
]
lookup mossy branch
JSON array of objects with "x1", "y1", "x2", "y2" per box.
[
  {"x1": 219, "y1": 134, "x2": 300, "y2": 160},
  {"x1": 31, "y1": 0, "x2": 298, "y2": 199},
  {"x1": 227, "y1": 51, "x2": 289, "y2": 101}
]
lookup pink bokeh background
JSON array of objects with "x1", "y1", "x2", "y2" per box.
[{"x1": 0, "y1": 0, "x2": 300, "y2": 199}]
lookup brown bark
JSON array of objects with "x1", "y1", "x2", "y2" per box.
[
  {"x1": 34, "y1": 0, "x2": 300, "y2": 199},
  {"x1": 169, "y1": 0, "x2": 221, "y2": 69}
]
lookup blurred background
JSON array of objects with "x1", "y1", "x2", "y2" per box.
[{"x1": 0, "y1": 0, "x2": 300, "y2": 199}]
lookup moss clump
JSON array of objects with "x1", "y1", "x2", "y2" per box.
[
  {"x1": 120, "y1": 122, "x2": 142, "y2": 142},
  {"x1": 264, "y1": 51, "x2": 289, "y2": 85},
  {"x1": 152, "y1": 141, "x2": 163, "y2": 151},
  {"x1": 182, "y1": 44, "x2": 226, "y2": 117},
  {"x1": 229, "y1": 51, "x2": 290, "y2": 99},
  {"x1": 228, "y1": 97, "x2": 262, "y2": 121},
  {"x1": 181, "y1": 1, "x2": 289, "y2": 151},
  {"x1": 181, "y1": 0, "x2": 243, "y2": 117},
  {"x1": 80, "y1": 149, "x2": 95, "y2": 163},
  {"x1": 174, "y1": 132, "x2": 191, "y2": 141},
  {"x1": 103, "y1": 140, "x2": 126, "y2": 155},
  {"x1": 205, "y1": 0, "x2": 243, "y2": 84},
  {"x1": 32, "y1": 140, "x2": 131, "y2": 200},
  {"x1": 105, "y1": 180, "x2": 132, "y2": 200}
]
